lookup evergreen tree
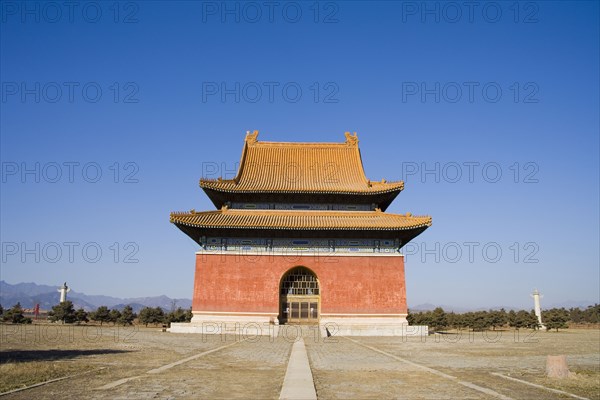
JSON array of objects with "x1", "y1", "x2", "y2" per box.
[
  {"x1": 166, "y1": 307, "x2": 193, "y2": 325},
  {"x1": 118, "y1": 305, "x2": 136, "y2": 325},
  {"x1": 3, "y1": 303, "x2": 32, "y2": 324},
  {"x1": 543, "y1": 308, "x2": 569, "y2": 332},
  {"x1": 90, "y1": 306, "x2": 111, "y2": 325},
  {"x1": 569, "y1": 307, "x2": 585, "y2": 324},
  {"x1": 489, "y1": 309, "x2": 507, "y2": 330},
  {"x1": 510, "y1": 310, "x2": 536, "y2": 330},
  {"x1": 109, "y1": 309, "x2": 122, "y2": 325},
  {"x1": 138, "y1": 306, "x2": 165, "y2": 327},
  {"x1": 467, "y1": 311, "x2": 492, "y2": 331},
  {"x1": 453, "y1": 313, "x2": 469, "y2": 330},
  {"x1": 75, "y1": 308, "x2": 89, "y2": 324},
  {"x1": 416, "y1": 311, "x2": 433, "y2": 327},
  {"x1": 461, "y1": 312, "x2": 473, "y2": 329},
  {"x1": 583, "y1": 304, "x2": 599, "y2": 324},
  {"x1": 407, "y1": 310, "x2": 429, "y2": 326},
  {"x1": 0, "y1": 304, "x2": 4, "y2": 316},
  {"x1": 138, "y1": 307, "x2": 152, "y2": 327},
  {"x1": 507, "y1": 310, "x2": 517, "y2": 328},
  {"x1": 445, "y1": 312, "x2": 457, "y2": 328},
  {"x1": 48, "y1": 301, "x2": 76, "y2": 323},
  {"x1": 166, "y1": 307, "x2": 188, "y2": 325},
  {"x1": 529, "y1": 310, "x2": 541, "y2": 329},
  {"x1": 154, "y1": 307, "x2": 165, "y2": 324},
  {"x1": 430, "y1": 307, "x2": 448, "y2": 331}
]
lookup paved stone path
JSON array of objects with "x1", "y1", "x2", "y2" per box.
[
  {"x1": 343, "y1": 337, "x2": 513, "y2": 399},
  {"x1": 305, "y1": 333, "x2": 496, "y2": 399},
  {"x1": 279, "y1": 337, "x2": 317, "y2": 400},
  {"x1": 1, "y1": 326, "x2": 597, "y2": 399}
]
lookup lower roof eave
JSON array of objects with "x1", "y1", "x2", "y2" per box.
[{"x1": 172, "y1": 223, "x2": 429, "y2": 248}]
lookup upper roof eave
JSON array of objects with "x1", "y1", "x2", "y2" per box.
[
  {"x1": 199, "y1": 131, "x2": 404, "y2": 195},
  {"x1": 199, "y1": 179, "x2": 405, "y2": 195}
]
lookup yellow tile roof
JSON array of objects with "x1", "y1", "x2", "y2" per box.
[
  {"x1": 200, "y1": 131, "x2": 404, "y2": 195},
  {"x1": 170, "y1": 208, "x2": 432, "y2": 231}
]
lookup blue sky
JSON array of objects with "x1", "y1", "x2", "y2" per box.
[{"x1": 1, "y1": 1, "x2": 598, "y2": 309}]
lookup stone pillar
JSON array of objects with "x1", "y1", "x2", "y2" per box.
[
  {"x1": 531, "y1": 289, "x2": 546, "y2": 329},
  {"x1": 546, "y1": 355, "x2": 571, "y2": 378},
  {"x1": 57, "y1": 282, "x2": 70, "y2": 303}
]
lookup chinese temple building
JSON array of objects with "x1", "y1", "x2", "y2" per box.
[{"x1": 169, "y1": 131, "x2": 431, "y2": 336}]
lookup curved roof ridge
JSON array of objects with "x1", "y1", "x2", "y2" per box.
[
  {"x1": 245, "y1": 130, "x2": 359, "y2": 147},
  {"x1": 255, "y1": 141, "x2": 350, "y2": 146}
]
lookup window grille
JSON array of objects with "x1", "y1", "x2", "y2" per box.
[{"x1": 280, "y1": 267, "x2": 319, "y2": 295}]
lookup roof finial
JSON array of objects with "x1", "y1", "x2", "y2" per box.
[
  {"x1": 246, "y1": 130, "x2": 259, "y2": 145},
  {"x1": 344, "y1": 131, "x2": 358, "y2": 146}
]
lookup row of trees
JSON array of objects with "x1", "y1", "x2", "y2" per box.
[
  {"x1": 3, "y1": 302, "x2": 597, "y2": 330},
  {"x1": 48, "y1": 303, "x2": 192, "y2": 326},
  {"x1": 48, "y1": 301, "x2": 91, "y2": 324},
  {"x1": 0, "y1": 302, "x2": 192, "y2": 326},
  {"x1": 0, "y1": 303, "x2": 32, "y2": 324},
  {"x1": 408, "y1": 305, "x2": 599, "y2": 332},
  {"x1": 86, "y1": 305, "x2": 136, "y2": 326},
  {"x1": 138, "y1": 306, "x2": 192, "y2": 327}
]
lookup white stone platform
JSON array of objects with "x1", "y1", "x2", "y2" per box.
[
  {"x1": 169, "y1": 313, "x2": 428, "y2": 337},
  {"x1": 169, "y1": 321, "x2": 428, "y2": 337},
  {"x1": 320, "y1": 315, "x2": 428, "y2": 337}
]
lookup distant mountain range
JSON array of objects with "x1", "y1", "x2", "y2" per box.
[{"x1": 0, "y1": 281, "x2": 192, "y2": 313}]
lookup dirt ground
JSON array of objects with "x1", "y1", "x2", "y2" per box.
[{"x1": 0, "y1": 323, "x2": 598, "y2": 399}]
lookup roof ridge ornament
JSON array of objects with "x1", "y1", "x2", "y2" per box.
[
  {"x1": 344, "y1": 131, "x2": 359, "y2": 146},
  {"x1": 245, "y1": 130, "x2": 259, "y2": 145}
]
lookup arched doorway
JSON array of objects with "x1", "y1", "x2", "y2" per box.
[{"x1": 279, "y1": 266, "x2": 320, "y2": 324}]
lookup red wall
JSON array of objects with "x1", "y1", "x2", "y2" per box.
[{"x1": 192, "y1": 252, "x2": 407, "y2": 315}]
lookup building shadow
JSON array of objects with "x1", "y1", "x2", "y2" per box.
[{"x1": 0, "y1": 349, "x2": 132, "y2": 363}]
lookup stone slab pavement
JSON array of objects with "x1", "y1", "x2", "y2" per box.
[{"x1": 1, "y1": 326, "x2": 597, "y2": 399}]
